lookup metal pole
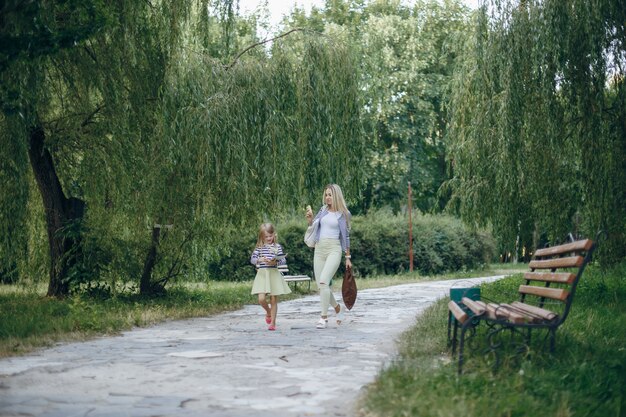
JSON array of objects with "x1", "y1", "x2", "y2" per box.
[{"x1": 408, "y1": 182, "x2": 413, "y2": 272}]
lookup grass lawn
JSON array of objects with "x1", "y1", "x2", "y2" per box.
[
  {"x1": 360, "y1": 262, "x2": 626, "y2": 417},
  {"x1": 0, "y1": 280, "x2": 271, "y2": 357}
]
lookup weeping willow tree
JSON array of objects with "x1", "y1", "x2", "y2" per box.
[
  {"x1": 140, "y1": 34, "x2": 365, "y2": 291},
  {"x1": 0, "y1": 0, "x2": 224, "y2": 296},
  {"x1": 0, "y1": 1, "x2": 365, "y2": 296},
  {"x1": 0, "y1": 0, "x2": 194, "y2": 296},
  {"x1": 446, "y1": 0, "x2": 626, "y2": 264}
]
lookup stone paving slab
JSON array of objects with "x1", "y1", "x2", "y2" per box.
[{"x1": 0, "y1": 276, "x2": 504, "y2": 417}]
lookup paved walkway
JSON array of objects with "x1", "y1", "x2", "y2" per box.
[{"x1": 0, "y1": 276, "x2": 504, "y2": 417}]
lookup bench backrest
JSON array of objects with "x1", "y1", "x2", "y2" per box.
[{"x1": 521, "y1": 238, "x2": 596, "y2": 325}]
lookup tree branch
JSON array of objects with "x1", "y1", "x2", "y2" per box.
[
  {"x1": 155, "y1": 230, "x2": 194, "y2": 288},
  {"x1": 226, "y1": 28, "x2": 310, "y2": 71}
]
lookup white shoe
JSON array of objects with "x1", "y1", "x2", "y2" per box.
[
  {"x1": 336, "y1": 305, "x2": 345, "y2": 325},
  {"x1": 316, "y1": 318, "x2": 327, "y2": 329}
]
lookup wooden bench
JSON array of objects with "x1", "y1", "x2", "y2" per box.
[
  {"x1": 278, "y1": 264, "x2": 311, "y2": 292},
  {"x1": 447, "y1": 237, "x2": 597, "y2": 374}
]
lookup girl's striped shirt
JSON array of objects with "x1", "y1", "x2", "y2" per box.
[{"x1": 250, "y1": 244, "x2": 287, "y2": 268}]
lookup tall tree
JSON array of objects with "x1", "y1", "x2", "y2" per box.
[
  {"x1": 359, "y1": 0, "x2": 471, "y2": 213},
  {"x1": 137, "y1": 33, "x2": 365, "y2": 292},
  {"x1": 0, "y1": 0, "x2": 195, "y2": 296},
  {"x1": 282, "y1": 0, "x2": 473, "y2": 213},
  {"x1": 1, "y1": 1, "x2": 366, "y2": 295},
  {"x1": 446, "y1": 0, "x2": 626, "y2": 264}
]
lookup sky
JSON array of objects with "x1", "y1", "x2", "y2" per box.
[{"x1": 238, "y1": 0, "x2": 480, "y2": 29}]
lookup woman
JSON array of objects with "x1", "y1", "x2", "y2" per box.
[{"x1": 305, "y1": 184, "x2": 352, "y2": 329}]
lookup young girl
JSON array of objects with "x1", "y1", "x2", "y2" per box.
[{"x1": 250, "y1": 223, "x2": 291, "y2": 331}]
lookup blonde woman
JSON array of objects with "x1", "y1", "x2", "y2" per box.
[{"x1": 305, "y1": 184, "x2": 352, "y2": 329}]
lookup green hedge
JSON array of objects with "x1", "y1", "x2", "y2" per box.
[{"x1": 206, "y1": 211, "x2": 496, "y2": 281}]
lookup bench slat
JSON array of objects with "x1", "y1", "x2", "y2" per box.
[
  {"x1": 523, "y1": 272, "x2": 575, "y2": 284},
  {"x1": 510, "y1": 301, "x2": 558, "y2": 321},
  {"x1": 276, "y1": 265, "x2": 311, "y2": 290},
  {"x1": 283, "y1": 276, "x2": 310, "y2": 282},
  {"x1": 529, "y1": 256, "x2": 583, "y2": 270},
  {"x1": 476, "y1": 301, "x2": 498, "y2": 319},
  {"x1": 519, "y1": 285, "x2": 569, "y2": 301},
  {"x1": 493, "y1": 304, "x2": 527, "y2": 324},
  {"x1": 478, "y1": 302, "x2": 527, "y2": 323},
  {"x1": 486, "y1": 302, "x2": 510, "y2": 320},
  {"x1": 461, "y1": 297, "x2": 486, "y2": 315},
  {"x1": 500, "y1": 303, "x2": 542, "y2": 323},
  {"x1": 277, "y1": 266, "x2": 310, "y2": 279},
  {"x1": 448, "y1": 301, "x2": 469, "y2": 324},
  {"x1": 533, "y1": 239, "x2": 593, "y2": 257}
]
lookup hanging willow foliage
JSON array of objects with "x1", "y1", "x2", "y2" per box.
[
  {"x1": 446, "y1": 0, "x2": 626, "y2": 264},
  {"x1": 73, "y1": 30, "x2": 366, "y2": 291},
  {"x1": 2, "y1": 0, "x2": 366, "y2": 293},
  {"x1": 181, "y1": 36, "x2": 363, "y2": 210},
  {"x1": 0, "y1": 0, "x2": 195, "y2": 295}
]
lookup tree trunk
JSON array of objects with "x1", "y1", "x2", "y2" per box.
[
  {"x1": 140, "y1": 226, "x2": 161, "y2": 295},
  {"x1": 27, "y1": 126, "x2": 84, "y2": 297}
]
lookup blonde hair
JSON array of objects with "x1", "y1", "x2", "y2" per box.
[
  {"x1": 255, "y1": 223, "x2": 278, "y2": 247},
  {"x1": 322, "y1": 184, "x2": 351, "y2": 228}
]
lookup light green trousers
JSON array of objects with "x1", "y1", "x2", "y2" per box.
[{"x1": 313, "y1": 238, "x2": 341, "y2": 316}]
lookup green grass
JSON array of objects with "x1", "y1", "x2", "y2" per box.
[
  {"x1": 0, "y1": 281, "x2": 278, "y2": 357},
  {"x1": 360, "y1": 262, "x2": 626, "y2": 417}
]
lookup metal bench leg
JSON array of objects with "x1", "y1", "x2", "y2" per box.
[
  {"x1": 447, "y1": 310, "x2": 462, "y2": 354},
  {"x1": 447, "y1": 311, "x2": 453, "y2": 347},
  {"x1": 486, "y1": 326, "x2": 503, "y2": 372},
  {"x1": 549, "y1": 328, "x2": 556, "y2": 352},
  {"x1": 458, "y1": 323, "x2": 469, "y2": 375},
  {"x1": 452, "y1": 321, "x2": 459, "y2": 354}
]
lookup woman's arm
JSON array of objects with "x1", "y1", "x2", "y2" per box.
[
  {"x1": 340, "y1": 213, "x2": 352, "y2": 268},
  {"x1": 306, "y1": 205, "x2": 326, "y2": 225}
]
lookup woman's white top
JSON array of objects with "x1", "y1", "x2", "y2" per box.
[{"x1": 319, "y1": 211, "x2": 341, "y2": 240}]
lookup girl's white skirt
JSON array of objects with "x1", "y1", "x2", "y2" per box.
[{"x1": 251, "y1": 268, "x2": 292, "y2": 296}]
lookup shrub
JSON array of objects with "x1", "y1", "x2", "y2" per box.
[{"x1": 205, "y1": 211, "x2": 495, "y2": 280}]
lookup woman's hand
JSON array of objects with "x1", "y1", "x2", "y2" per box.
[
  {"x1": 346, "y1": 258, "x2": 352, "y2": 270},
  {"x1": 305, "y1": 205, "x2": 313, "y2": 225}
]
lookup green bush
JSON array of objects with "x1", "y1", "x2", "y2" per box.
[
  {"x1": 205, "y1": 211, "x2": 495, "y2": 280},
  {"x1": 205, "y1": 230, "x2": 258, "y2": 282}
]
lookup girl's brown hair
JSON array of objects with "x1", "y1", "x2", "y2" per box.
[{"x1": 255, "y1": 223, "x2": 278, "y2": 247}]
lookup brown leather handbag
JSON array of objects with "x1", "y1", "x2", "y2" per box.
[{"x1": 342, "y1": 266, "x2": 357, "y2": 310}]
